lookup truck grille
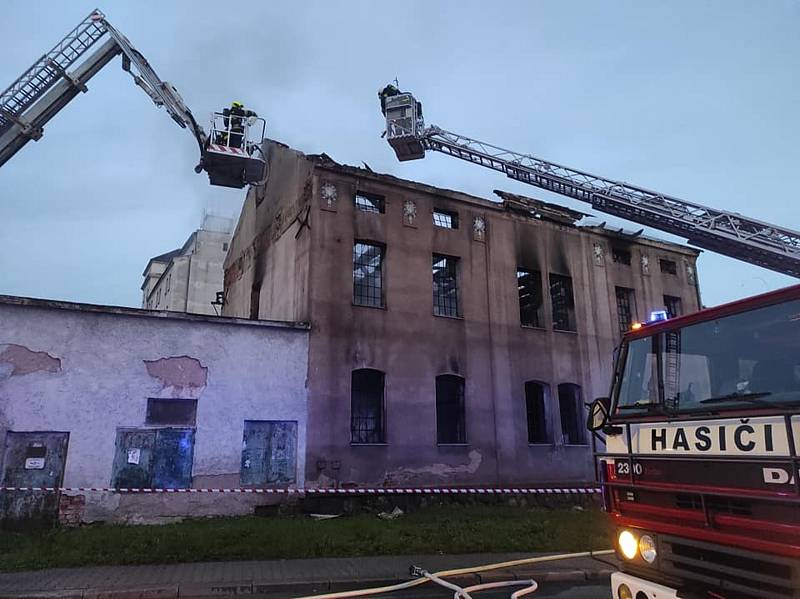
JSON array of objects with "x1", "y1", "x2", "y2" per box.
[
  {"x1": 660, "y1": 535, "x2": 800, "y2": 599},
  {"x1": 675, "y1": 493, "x2": 752, "y2": 516}
]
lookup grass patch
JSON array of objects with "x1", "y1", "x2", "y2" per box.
[{"x1": 0, "y1": 505, "x2": 611, "y2": 572}]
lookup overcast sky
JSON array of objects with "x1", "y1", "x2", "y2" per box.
[{"x1": 1, "y1": 1, "x2": 798, "y2": 309}]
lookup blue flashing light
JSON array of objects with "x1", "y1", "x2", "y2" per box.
[{"x1": 649, "y1": 310, "x2": 669, "y2": 323}]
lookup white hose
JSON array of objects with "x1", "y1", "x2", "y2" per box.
[
  {"x1": 422, "y1": 570, "x2": 475, "y2": 598},
  {"x1": 510, "y1": 581, "x2": 540, "y2": 599},
  {"x1": 294, "y1": 549, "x2": 614, "y2": 599},
  {"x1": 457, "y1": 579, "x2": 538, "y2": 598}
]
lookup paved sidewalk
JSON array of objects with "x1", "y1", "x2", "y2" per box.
[{"x1": 0, "y1": 552, "x2": 618, "y2": 598}]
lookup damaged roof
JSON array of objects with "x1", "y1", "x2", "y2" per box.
[
  {"x1": 283, "y1": 141, "x2": 698, "y2": 255},
  {"x1": 493, "y1": 190, "x2": 587, "y2": 225},
  {"x1": 307, "y1": 151, "x2": 500, "y2": 210}
]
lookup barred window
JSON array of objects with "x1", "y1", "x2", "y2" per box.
[
  {"x1": 433, "y1": 209, "x2": 459, "y2": 229},
  {"x1": 436, "y1": 374, "x2": 466, "y2": 444},
  {"x1": 525, "y1": 381, "x2": 550, "y2": 443},
  {"x1": 558, "y1": 383, "x2": 586, "y2": 445},
  {"x1": 612, "y1": 247, "x2": 631, "y2": 265},
  {"x1": 549, "y1": 274, "x2": 576, "y2": 331},
  {"x1": 354, "y1": 192, "x2": 385, "y2": 214},
  {"x1": 433, "y1": 254, "x2": 459, "y2": 317},
  {"x1": 615, "y1": 286, "x2": 636, "y2": 335},
  {"x1": 350, "y1": 369, "x2": 385, "y2": 444},
  {"x1": 517, "y1": 268, "x2": 543, "y2": 328},
  {"x1": 664, "y1": 295, "x2": 682, "y2": 318},
  {"x1": 353, "y1": 242, "x2": 384, "y2": 307},
  {"x1": 660, "y1": 259, "x2": 677, "y2": 275}
]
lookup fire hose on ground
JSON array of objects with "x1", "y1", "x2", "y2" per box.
[{"x1": 296, "y1": 549, "x2": 615, "y2": 598}]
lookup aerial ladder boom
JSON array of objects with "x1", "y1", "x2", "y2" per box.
[
  {"x1": 381, "y1": 90, "x2": 800, "y2": 278},
  {"x1": 0, "y1": 9, "x2": 266, "y2": 189}
]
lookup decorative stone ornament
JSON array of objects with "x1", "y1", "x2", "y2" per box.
[
  {"x1": 641, "y1": 254, "x2": 650, "y2": 275},
  {"x1": 320, "y1": 181, "x2": 337, "y2": 210},
  {"x1": 402, "y1": 199, "x2": 417, "y2": 226},
  {"x1": 592, "y1": 242, "x2": 605, "y2": 266},
  {"x1": 472, "y1": 216, "x2": 486, "y2": 242},
  {"x1": 684, "y1": 260, "x2": 696, "y2": 284}
]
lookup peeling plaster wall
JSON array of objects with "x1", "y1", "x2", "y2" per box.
[
  {"x1": 143, "y1": 356, "x2": 208, "y2": 392},
  {"x1": 0, "y1": 344, "x2": 62, "y2": 377},
  {"x1": 0, "y1": 299, "x2": 309, "y2": 522}
]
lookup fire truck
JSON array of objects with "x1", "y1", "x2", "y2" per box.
[
  {"x1": 588, "y1": 286, "x2": 800, "y2": 599},
  {"x1": 379, "y1": 86, "x2": 800, "y2": 598}
]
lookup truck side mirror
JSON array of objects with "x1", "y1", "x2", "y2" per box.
[{"x1": 587, "y1": 397, "x2": 611, "y2": 432}]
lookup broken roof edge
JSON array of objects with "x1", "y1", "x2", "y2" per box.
[
  {"x1": 267, "y1": 139, "x2": 701, "y2": 256},
  {"x1": 0, "y1": 295, "x2": 311, "y2": 332},
  {"x1": 580, "y1": 224, "x2": 702, "y2": 256},
  {"x1": 493, "y1": 190, "x2": 588, "y2": 225},
  {"x1": 305, "y1": 149, "x2": 505, "y2": 212}
]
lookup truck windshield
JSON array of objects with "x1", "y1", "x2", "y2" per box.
[{"x1": 615, "y1": 297, "x2": 800, "y2": 414}]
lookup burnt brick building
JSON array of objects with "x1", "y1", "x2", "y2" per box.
[{"x1": 223, "y1": 140, "x2": 701, "y2": 488}]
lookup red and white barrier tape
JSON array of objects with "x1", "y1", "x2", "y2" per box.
[{"x1": 0, "y1": 486, "x2": 600, "y2": 495}]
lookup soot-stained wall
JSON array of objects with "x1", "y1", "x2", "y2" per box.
[{"x1": 224, "y1": 142, "x2": 701, "y2": 489}]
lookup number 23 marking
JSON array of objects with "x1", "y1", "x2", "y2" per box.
[{"x1": 616, "y1": 461, "x2": 642, "y2": 476}]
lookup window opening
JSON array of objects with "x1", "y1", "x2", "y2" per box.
[
  {"x1": 664, "y1": 295, "x2": 682, "y2": 318},
  {"x1": 525, "y1": 381, "x2": 550, "y2": 443},
  {"x1": 350, "y1": 369, "x2": 386, "y2": 444},
  {"x1": 353, "y1": 242, "x2": 384, "y2": 307},
  {"x1": 517, "y1": 269, "x2": 543, "y2": 328},
  {"x1": 549, "y1": 274, "x2": 576, "y2": 331},
  {"x1": 615, "y1": 286, "x2": 636, "y2": 335},
  {"x1": 146, "y1": 398, "x2": 198, "y2": 427},
  {"x1": 660, "y1": 259, "x2": 677, "y2": 275},
  {"x1": 558, "y1": 383, "x2": 586, "y2": 445},
  {"x1": 354, "y1": 192, "x2": 385, "y2": 214},
  {"x1": 612, "y1": 247, "x2": 631, "y2": 265},
  {"x1": 433, "y1": 254, "x2": 459, "y2": 317},
  {"x1": 436, "y1": 374, "x2": 466, "y2": 444},
  {"x1": 433, "y1": 209, "x2": 459, "y2": 229}
]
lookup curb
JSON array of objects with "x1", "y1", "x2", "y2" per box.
[{"x1": 0, "y1": 568, "x2": 615, "y2": 598}]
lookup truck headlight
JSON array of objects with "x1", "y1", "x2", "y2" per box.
[
  {"x1": 618, "y1": 530, "x2": 638, "y2": 560},
  {"x1": 639, "y1": 534, "x2": 657, "y2": 563}
]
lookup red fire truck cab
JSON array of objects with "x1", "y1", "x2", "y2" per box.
[{"x1": 588, "y1": 284, "x2": 800, "y2": 599}]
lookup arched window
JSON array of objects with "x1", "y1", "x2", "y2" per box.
[
  {"x1": 524, "y1": 381, "x2": 551, "y2": 444},
  {"x1": 558, "y1": 383, "x2": 586, "y2": 445},
  {"x1": 351, "y1": 369, "x2": 385, "y2": 444},
  {"x1": 436, "y1": 374, "x2": 466, "y2": 444}
]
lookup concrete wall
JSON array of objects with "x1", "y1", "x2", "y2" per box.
[
  {"x1": 141, "y1": 261, "x2": 168, "y2": 308},
  {"x1": 223, "y1": 142, "x2": 701, "y2": 489},
  {"x1": 144, "y1": 218, "x2": 233, "y2": 316},
  {"x1": 185, "y1": 228, "x2": 230, "y2": 315},
  {"x1": 0, "y1": 297, "x2": 309, "y2": 523},
  {"x1": 224, "y1": 141, "x2": 313, "y2": 323}
]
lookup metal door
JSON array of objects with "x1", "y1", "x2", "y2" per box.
[
  {"x1": 111, "y1": 428, "x2": 194, "y2": 489},
  {"x1": 152, "y1": 428, "x2": 194, "y2": 489},
  {"x1": 111, "y1": 429, "x2": 156, "y2": 489},
  {"x1": 1, "y1": 431, "x2": 69, "y2": 526},
  {"x1": 240, "y1": 421, "x2": 297, "y2": 486}
]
